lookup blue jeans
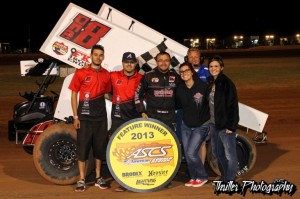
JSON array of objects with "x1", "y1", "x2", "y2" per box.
[
  {"x1": 181, "y1": 121, "x2": 209, "y2": 180},
  {"x1": 209, "y1": 124, "x2": 238, "y2": 182}
]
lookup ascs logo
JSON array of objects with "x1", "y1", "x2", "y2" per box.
[{"x1": 106, "y1": 118, "x2": 181, "y2": 192}]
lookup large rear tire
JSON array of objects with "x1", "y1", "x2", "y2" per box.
[
  {"x1": 207, "y1": 130, "x2": 257, "y2": 178},
  {"x1": 33, "y1": 122, "x2": 79, "y2": 185}
]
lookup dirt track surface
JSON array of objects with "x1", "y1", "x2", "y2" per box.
[{"x1": 0, "y1": 50, "x2": 300, "y2": 199}]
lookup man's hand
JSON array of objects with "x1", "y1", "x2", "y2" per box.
[
  {"x1": 105, "y1": 93, "x2": 112, "y2": 101},
  {"x1": 226, "y1": 129, "x2": 232, "y2": 134},
  {"x1": 73, "y1": 119, "x2": 80, "y2": 129},
  {"x1": 83, "y1": 64, "x2": 89, "y2": 69},
  {"x1": 141, "y1": 112, "x2": 148, "y2": 119}
]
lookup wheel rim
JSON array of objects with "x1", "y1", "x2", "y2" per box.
[{"x1": 48, "y1": 139, "x2": 77, "y2": 171}]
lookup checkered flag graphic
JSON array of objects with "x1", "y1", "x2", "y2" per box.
[{"x1": 136, "y1": 42, "x2": 180, "y2": 74}]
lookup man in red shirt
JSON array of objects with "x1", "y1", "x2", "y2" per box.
[
  {"x1": 69, "y1": 44, "x2": 111, "y2": 192},
  {"x1": 107, "y1": 52, "x2": 143, "y2": 192},
  {"x1": 108, "y1": 52, "x2": 143, "y2": 137}
]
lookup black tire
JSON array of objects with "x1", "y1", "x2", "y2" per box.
[
  {"x1": 33, "y1": 122, "x2": 79, "y2": 185},
  {"x1": 207, "y1": 130, "x2": 257, "y2": 178},
  {"x1": 8, "y1": 120, "x2": 16, "y2": 141}
]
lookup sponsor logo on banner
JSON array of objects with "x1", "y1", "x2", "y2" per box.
[
  {"x1": 52, "y1": 41, "x2": 68, "y2": 55},
  {"x1": 68, "y1": 48, "x2": 90, "y2": 67}
]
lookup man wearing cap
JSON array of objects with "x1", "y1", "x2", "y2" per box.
[{"x1": 106, "y1": 52, "x2": 143, "y2": 192}]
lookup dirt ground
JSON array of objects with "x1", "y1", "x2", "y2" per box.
[{"x1": 0, "y1": 50, "x2": 300, "y2": 199}]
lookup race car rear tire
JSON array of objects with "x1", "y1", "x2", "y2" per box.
[
  {"x1": 207, "y1": 130, "x2": 257, "y2": 178},
  {"x1": 33, "y1": 122, "x2": 94, "y2": 185},
  {"x1": 8, "y1": 120, "x2": 15, "y2": 141}
]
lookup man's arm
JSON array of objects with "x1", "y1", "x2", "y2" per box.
[
  {"x1": 134, "y1": 76, "x2": 147, "y2": 116},
  {"x1": 71, "y1": 91, "x2": 80, "y2": 129},
  {"x1": 105, "y1": 93, "x2": 112, "y2": 101}
]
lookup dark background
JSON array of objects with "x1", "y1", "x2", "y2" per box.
[{"x1": 0, "y1": 0, "x2": 299, "y2": 52}]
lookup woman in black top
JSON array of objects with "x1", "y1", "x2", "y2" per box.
[
  {"x1": 176, "y1": 62, "x2": 210, "y2": 187},
  {"x1": 206, "y1": 55, "x2": 239, "y2": 183}
]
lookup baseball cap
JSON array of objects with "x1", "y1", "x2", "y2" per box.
[{"x1": 122, "y1": 52, "x2": 137, "y2": 62}]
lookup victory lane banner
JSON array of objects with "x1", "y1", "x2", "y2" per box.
[{"x1": 106, "y1": 118, "x2": 181, "y2": 192}]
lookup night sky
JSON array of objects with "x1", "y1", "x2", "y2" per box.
[{"x1": 0, "y1": 0, "x2": 298, "y2": 52}]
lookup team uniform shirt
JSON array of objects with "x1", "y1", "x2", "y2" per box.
[
  {"x1": 135, "y1": 67, "x2": 180, "y2": 128},
  {"x1": 110, "y1": 70, "x2": 143, "y2": 121},
  {"x1": 68, "y1": 66, "x2": 111, "y2": 121}
]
